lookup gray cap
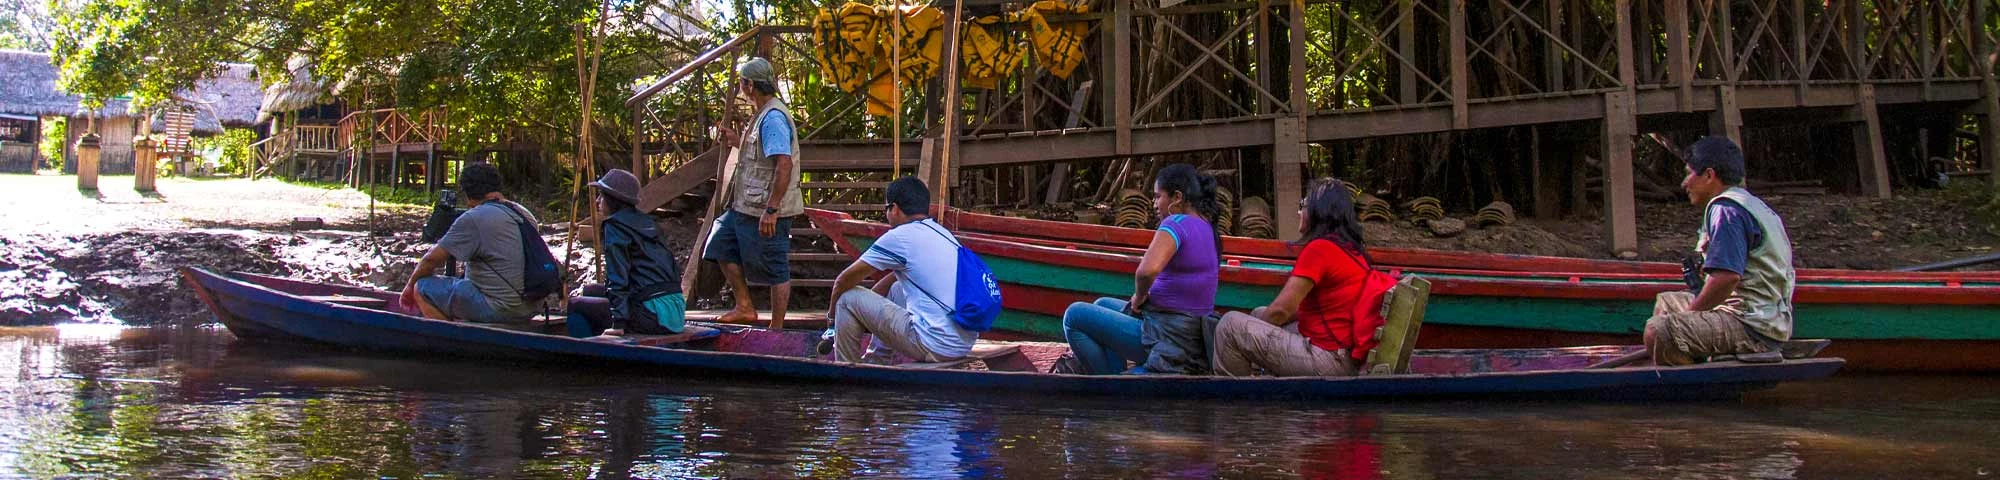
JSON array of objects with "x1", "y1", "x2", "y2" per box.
[{"x1": 736, "y1": 57, "x2": 777, "y2": 84}]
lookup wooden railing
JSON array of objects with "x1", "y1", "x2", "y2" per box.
[
  {"x1": 248, "y1": 124, "x2": 339, "y2": 179},
  {"x1": 338, "y1": 108, "x2": 449, "y2": 150}
]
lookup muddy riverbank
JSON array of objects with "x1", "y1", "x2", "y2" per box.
[{"x1": 0, "y1": 175, "x2": 598, "y2": 325}]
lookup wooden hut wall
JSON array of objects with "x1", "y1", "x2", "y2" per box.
[
  {"x1": 0, "y1": 116, "x2": 35, "y2": 173},
  {"x1": 63, "y1": 116, "x2": 138, "y2": 174}
]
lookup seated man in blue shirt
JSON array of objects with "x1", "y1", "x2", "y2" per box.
[{"x1": 1644, "y1": 136, "x2": 1798, "y2": 366}]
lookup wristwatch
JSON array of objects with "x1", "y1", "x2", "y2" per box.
[{"x1": 765, "y1": 207, "x2": 779, "y2": 214}]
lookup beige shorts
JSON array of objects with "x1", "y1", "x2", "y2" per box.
[{"x1": 1646, "y1": 292, "x2": 1774, "y2": 363}]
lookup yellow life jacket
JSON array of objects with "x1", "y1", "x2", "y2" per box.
[
  {"x1": 1017, "y1": 1, "x2": 1090, "y2": 79},
  {"x1": 960, "y1": 14, "x2": 1023, "y2": 90}
]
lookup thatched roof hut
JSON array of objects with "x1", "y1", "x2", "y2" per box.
[
  {"x1": 0, "y1": 49, "x2": 261, "y2": 135},
  {"x1": 258, "y1": 55, "x2": 332, "y2": 123}
]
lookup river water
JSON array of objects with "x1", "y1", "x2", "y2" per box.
[{"x1": 2, "y1": 325, "x2": 1995, "y2": 479}]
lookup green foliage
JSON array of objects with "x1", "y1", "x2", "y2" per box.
[
  {"x1": 38, "y1": 117, "x2": 64, "y2": 171},
  {"x1": 192, "y1": 128, "x2": 257, "y2": 175}
]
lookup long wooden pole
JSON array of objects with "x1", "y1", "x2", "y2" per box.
[
  {"x1": 935, "y1": 0, "x2": 967, "y2": 204},
  {"x1": 892, "y1": 2, "x2": 903, "y2": 177}
]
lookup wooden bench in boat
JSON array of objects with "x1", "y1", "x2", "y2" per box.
[
  {"x1": 902, "y1": 344, "x2": 1038, "y2": 372},
  {"x1": 301, "y1": 295, "x2": 391, "y2": 309}
]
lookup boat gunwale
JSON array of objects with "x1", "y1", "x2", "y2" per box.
[{"x1": 179, "y1": 267, "x2": 1842, "y2": 400}]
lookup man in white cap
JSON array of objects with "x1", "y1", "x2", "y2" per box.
[{"x1": 706, "y1": 57, "x2": 804, "y2": 329}]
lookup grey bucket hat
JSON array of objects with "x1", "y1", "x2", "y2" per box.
[{"x1": 589, "y1": 169, "x2": 642, "y2": 206}]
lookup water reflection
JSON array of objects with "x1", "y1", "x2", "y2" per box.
[{"x1": 1, "y1": 326, "x2": 1996, "y2": 479}]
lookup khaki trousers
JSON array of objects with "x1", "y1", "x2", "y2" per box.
[{"x1": 1210, "y1": 312, "x2": 1357, "y2": 377}]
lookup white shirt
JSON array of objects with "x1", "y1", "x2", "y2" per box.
[{"x1": 858, "y1": 218, "x2": 977, "y2": 358}]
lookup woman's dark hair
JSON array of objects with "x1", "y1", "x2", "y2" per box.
[
  {"x1": 1297, "y1": 177, "x2": 1368, "y2": 260},
  {"x1": 749, "y1": 79, "x2": 779, "y2": 96},
  {"x1": 1154, "y1": 163, "x2": 1223, "y2": 263}
]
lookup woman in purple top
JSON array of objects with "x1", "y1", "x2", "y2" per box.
[{"x1": 1059, "y1": 164, "x2": 1223, "y2": 374}]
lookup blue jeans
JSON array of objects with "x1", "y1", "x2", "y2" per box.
[{"x1": 1062, "y1": 298, "x2": 1146, "y2": 375}]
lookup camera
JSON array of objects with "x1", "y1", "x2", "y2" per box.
[{"x1": 421, "y1": 189, "x2": 469, "y2": 244}]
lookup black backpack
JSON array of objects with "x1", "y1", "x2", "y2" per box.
[{"x1": 487, "y1": 202, "x2": 561, "y2": 302}]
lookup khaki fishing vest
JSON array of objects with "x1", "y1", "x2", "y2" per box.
[
  {"x1": 729, "y1": 98, "x2": 805, "y2": 218},
  {"x1": 1696, "y1": 186, "x2": 1797, "y2": 341}
]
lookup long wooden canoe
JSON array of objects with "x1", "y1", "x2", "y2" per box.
[
  {"x1": 179, "y1": 267, "x2": 1840, "y2": 401},
  {"x1": 933, "y1": 208, "x2": 2000, "y2": 282},
  {"x1": 808, "y1": 209, "x2": 2000, "y2": 372}
]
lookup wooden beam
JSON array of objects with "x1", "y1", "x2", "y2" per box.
[
  {"x1": 636, "y1": 147, "x2": 722, "y2": 212},
  {"x1": 1544, "y1": 0, "x2": 1566, "y2": 93},
  {"x1": 1401, "y1": 0, "x2": 1419, "y2": 105},
  {"x1": 1289, "y1": 0, "x2": 1309, "y2": 117},
  {"x1": 1601, "y1": 90, "x2": 1639, "y2": 256},
  {"x1": 1449, "y1": 0, "x2": 1469, "y2": 129},
  {"x1": 1851, "y1": 84, "x2": 1892, "y2": 198},
  {"x1": 1616, "y1": 0, "x2": 1636, "y2": 92},
  {"x1": 1667, "y1": 0, "x2": 1693, "y2": 111},
  {"x1": 630, "y1": 106, "x2": 645, "y2": 184},
  {"x1": 1977, "y1": 0, "x2": 1999, "y2": 186},
  {"x1": 1113, "y1": 0, "x2": 1133, "y2": 155},
  {"x1": 1272, "y1": 117, "x2": 1305, "y2": 241},
  {"x1": 1709, "y1": 85, "x2": 1744, "y2": 146},
  {"x1": 1849, "y1": 0, "x2": 1868, "y2": 79},
  {"x1": 1257, "y1": 0, "x2": 1273, "y2": 114}
]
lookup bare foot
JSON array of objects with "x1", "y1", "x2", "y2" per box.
[{"x1": 716, "y1": 307, "x2": 759, "y2": 324}]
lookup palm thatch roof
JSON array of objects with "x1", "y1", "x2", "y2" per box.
[
  {"x1": 151, "y1": 63, "x2": 263, "y2": 134},
  {"x1": 0, "y1": 49, "x2": 262, "y2": 135},
  {"x1": 257, "y1": 54, "x2": 331, "y2": 123},
  {"x1": 0, "y1": 49, "x2": 98, "y2": 117}
]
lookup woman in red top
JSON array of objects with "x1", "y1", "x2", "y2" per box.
[{"x1": 1211, "y1": 179, "x2": 1397, "y2": 377}]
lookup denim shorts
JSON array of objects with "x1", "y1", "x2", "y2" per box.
[
  {"x1": 701, "y1": 210, "x2": 792, "y2": 286},
  {"x1": 415, "y1": 276, "x2": 504, "y2": 323}
]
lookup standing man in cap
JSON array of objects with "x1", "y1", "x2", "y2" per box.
[
  {"x1": 566, "y1": 169, "x2": 688, "y2": 337},
  {"x1": 707, "y1": 57, "x2": 805, "y2": 329}
]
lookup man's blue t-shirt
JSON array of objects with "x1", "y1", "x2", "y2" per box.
[
  {"x1": 758, "y1": 109, "x2": 793, "y2": 158},
  {"x1": 1703, "y1": 199, "x2": 1765, "y2": 275}
]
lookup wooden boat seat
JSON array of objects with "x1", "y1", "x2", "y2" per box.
[
  {"x1": 627, "y1": 326, "x2": 724, "y2": 347},
  {"x1": 301, "y1": 295, "x2": 390, "y2": 309},
  {"x1": 1363, "y1": 275, "x2": 1432, "y2": 375},
  {"x1": 901, "y1": 344, "x2": 1038, "y2": 372}
]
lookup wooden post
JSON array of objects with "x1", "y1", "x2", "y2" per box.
[
  {"x1": 1400, "y1": 0, "x2": 1419, "y2": 104},
  {"x1": 1113, "y1": 0, "x2": 1132, "y2": 156},
  {"x1": 1977, "y1": 0, "x2": 1999, "y2": 185},
  {"x1": 1272, "y1": 117, "x2": 1305, "y2": 241},
  {"x1": 1709, "y1": 85, "x2": 1743, "y2": 146},
  {"x1": 1533, "y1": 126, "x2": 1564, "y2": 219},
  {"x1": 1257, "y1": 0, "x2": 1273, "y2": 114},
  {"x1": 1544, "y1": 0, "x2": 1566, "y2": 92},
  {"x1": 1449, "y1": 0, "x2": 1469, "y2": 129},
  {"x1": 1848, "y1": 0, "x2": 1868, "y2": 79},
  {"x1": 1616, "y1": 0, "x2": 1635, "y2": 94},
  {"x1": 630, "y1": 106, "x2": 646, "y2": 184},
  {"x1": 1289, "y1": 0, "x2": 1308, "y2": 116},
  {"x1": 1602, "y1": 91, "x2": 1638, "y2": 256},
  {"x1": 1792, "y1": 0, "x2": 1808, "y2": 97},
  {"x1": 76, "y1": 116, "x2": 99, "y2": 190},
  {"x1": 133, "y1": 136, "x2": 157, "y2": 192},
  {"x1": 1715, "y1": 0, "x2": 1734, "y2": 83},
  {"x1": 1851, "y1": 84, "x2": 1892, "y2": 198},
  {"x1": 1667, "y1": 0, "x2": 1692, "y2": 111}
]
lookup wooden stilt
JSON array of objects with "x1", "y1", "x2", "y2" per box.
[
  {"x1": 1601, "y1": 91, "x2": 1638, "y2": 256},
  {"x1": 1851, "y1": 84, "x2": 1892, "y2": 198},
  {"x1": 1709, "y1": 85, "x2": 1743, "y2": 146},
  {"x1": 1272, "y1": 117, "x2": 1304, "y2": 242}
]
